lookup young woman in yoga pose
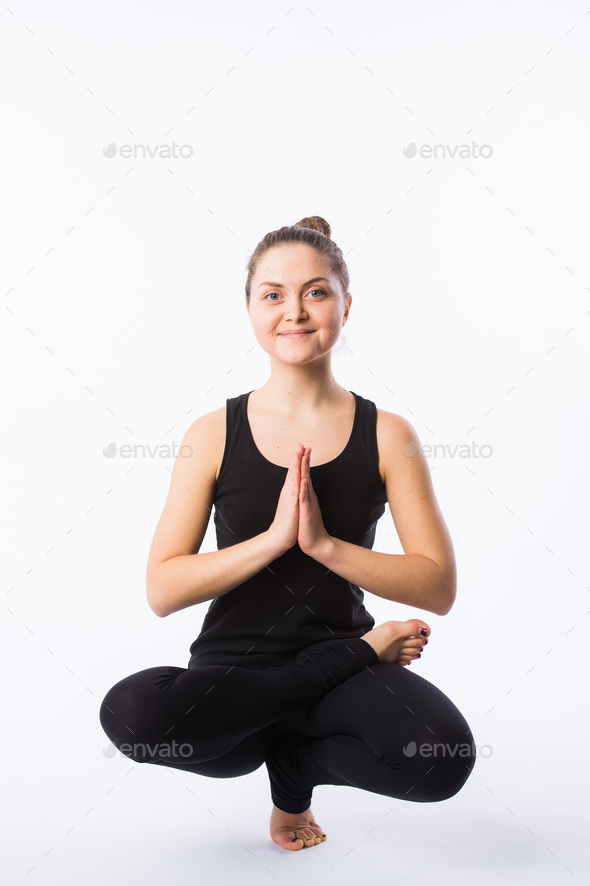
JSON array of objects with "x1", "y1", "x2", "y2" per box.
[{"x1": 99, "y1": 216, "x2": 475, "y2": 851}]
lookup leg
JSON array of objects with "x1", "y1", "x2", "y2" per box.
[
  {"x1": 264, "y1": 662, "x2": 476, "y2": 813},
  {"x1": 98, "y1": 637, "x2": 379, "y2": 771}
]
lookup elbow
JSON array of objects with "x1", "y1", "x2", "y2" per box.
[
  {"x1": 434, "y1": 596, "x2": 454, "y2": 617},
  {"x1": 432, "y1": 564, "x2": 456, "y2": 616},
  {"x1": 147, "y1": 591, "x2": 168, "y2": 618},
  {"x1": 146, "y1": 571, "x2": 170, "y2": 618}
]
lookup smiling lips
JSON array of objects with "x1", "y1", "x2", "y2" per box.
[{"x1": 280, "y1": 330, "x2": 313, "y2": 336}]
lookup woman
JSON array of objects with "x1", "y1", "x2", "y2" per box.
[{"x1": 99, "y1": 216, "x2": 476, "y2": 852}]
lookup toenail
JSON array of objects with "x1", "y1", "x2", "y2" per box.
[
  {"x1": 291, "y1": 837, "x2": 298, "y2": 842},
  {"x1": 419, "y1": 627, "x2": 428, "y2": 636}
]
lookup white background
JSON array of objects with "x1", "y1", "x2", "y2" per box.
[{"x1": 1, "y1": 1, "x2": 588, "y2": 883}]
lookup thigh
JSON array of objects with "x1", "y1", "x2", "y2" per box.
[
  {"x1": 100, "y1": 665, "x2": 277, "y2": 776},
  {"x1": 173, "y1": 724, "x2": 277, "y2": 778}
]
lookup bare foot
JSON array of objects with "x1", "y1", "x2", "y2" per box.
[
  {"x1": 269, "y1": 803, "x2": 327, "y2": 851},
  {"x1": 360, "y1": 618, "x2": 430, "y2": 666}
]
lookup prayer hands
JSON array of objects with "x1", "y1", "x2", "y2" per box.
[
  {"x1": 268, "y1": 444, "x2": 331, "y2": 559},
  {"x1": 296, "y1": 445, "x2": 331, "y2": 558}
]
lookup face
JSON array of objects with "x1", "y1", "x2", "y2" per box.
[{"x1": 247, "y1": 243, "x2": 351, "y2": 364}]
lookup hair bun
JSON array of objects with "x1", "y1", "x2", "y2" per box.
[{"x1": 294, "y1": 216, "x2": 331, "y2": 239}]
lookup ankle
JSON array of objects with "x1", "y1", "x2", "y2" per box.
[{"x1": 359, "y1": 630, "x2": 385, "y2": 662}]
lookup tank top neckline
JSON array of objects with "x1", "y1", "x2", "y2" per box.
[{"x1": 242, "y1": 389, "x2": 360, "y2": 472}]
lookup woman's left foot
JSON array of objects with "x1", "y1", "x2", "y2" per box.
[{"x1": 269, "y1": 803, "x2": 326, "y2": 850}]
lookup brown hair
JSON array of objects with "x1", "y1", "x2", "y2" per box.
[{"x1": 244, "y1": 215, "x2": 350, "y2": 304}]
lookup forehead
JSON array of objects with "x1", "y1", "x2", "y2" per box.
[{"x1": 253, "y1": 243, "x2": 332, "y2": 281}]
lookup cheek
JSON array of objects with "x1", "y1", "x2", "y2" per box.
[{"x1": 253, "y1": 318, "x2": 277, "y2": 340}]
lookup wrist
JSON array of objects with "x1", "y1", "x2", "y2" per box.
[
  {"x1": 308, "y1": 534, "x2": 335, "y2": 564},
  {"x1": 262, "y1": 528, "x2": 291, "y2": 559}
]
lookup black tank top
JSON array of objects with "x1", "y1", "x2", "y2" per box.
[{"x1": 188, "y1": 390, "x2": 388, "y2": 670}]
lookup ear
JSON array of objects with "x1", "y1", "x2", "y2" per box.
[{"x1": 343, "y1": 293, "x2": 352, "y2": 324}]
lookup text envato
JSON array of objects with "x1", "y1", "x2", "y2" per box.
[
  {"x1": 104, "y1": 740, "x2": 194, "y2": 759},
  {"x1": 103, "y1": 142, "x2": 193, "y2": 159},
  {"x1": 404, "y1": 441, "x2": 492, "y2": 459},
  {"x1": 403, "y1": 741, "x2": 491, "y2": 758},
  {"x1": 103, "y1": 442, "x2": 193, "y2": 459},
  {"x1": 403, "y1": 142, "x2": 493, "y2": 159}
]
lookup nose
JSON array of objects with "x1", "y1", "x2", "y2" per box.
[{"x1": 284, "y1": 295, "x2": 310, "y2": 320}]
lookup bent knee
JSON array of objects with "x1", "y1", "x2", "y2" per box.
[
  {"x1": 99, "y1": 671, "x2": 169, "y2": 755},
  {"x1": 411, "y1": 730, "x2": 477, "y2": 801},
  {"x1": 99, "y1": 680, "x2": 142, "y2": 750}
]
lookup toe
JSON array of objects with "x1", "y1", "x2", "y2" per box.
[
  {"x1": 299, "y1": 829, "x2": 316, "y2": 844},
  {"x1": 415, "y1": 619, "x2": 430, "y2": 638},
  {"x1": 284, "y1": 834, "x2": 304, "y2": 849}
]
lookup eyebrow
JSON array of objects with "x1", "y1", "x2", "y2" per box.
[{"x1": 257, "y1": 276, "x2": 331, "y2": 289}]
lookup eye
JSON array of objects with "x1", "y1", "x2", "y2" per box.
[{"x1": 263, "y1": 287, "x2": 326, "y2": 302}]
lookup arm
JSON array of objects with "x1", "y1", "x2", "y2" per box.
[
  {"x1": 309, "y1": 411, "x2": 457, "y2": 617},
  {"x1": 310, "y1": 542, "x2": 452, "y2": 615},
  {"x1": 151, "y1": 530, "x2": 283, "y2": 617},
  {"x1": 146, "y1": 410, "x2": 286, "y2": 618}
]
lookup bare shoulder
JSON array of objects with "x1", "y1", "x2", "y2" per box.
[
  {"x1": 183, "y1": 403, "x2": 227, "y2": 483},
  {"x1": 375, "y1": 407, "x2": 419, "y2": 485}
]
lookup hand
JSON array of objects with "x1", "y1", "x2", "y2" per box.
[
  {"x1": 297, "y1": 446, "x2": 331, "y2": 558},
  {"x1": 267, "y1": 445, "x2": 305, "y2": 555}
]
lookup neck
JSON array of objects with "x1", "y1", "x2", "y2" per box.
[{"x1": 254, "y1": 356, "x2": 347, "y2": 415}]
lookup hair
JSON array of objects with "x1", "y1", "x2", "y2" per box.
[{"x1": 244, "y1": 215, "x2": 350, "y2": 305}]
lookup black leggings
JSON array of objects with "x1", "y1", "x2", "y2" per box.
[{"x1": 99, "y1": 637, "x2": 476, "y2": 814}]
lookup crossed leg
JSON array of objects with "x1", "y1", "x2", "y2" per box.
[
  {"x1": 263, "y1": 661, "x2": 476, "y2": 815},
  {"x1": 98, "y1": 637, "x2": 379, "y2": 769}
]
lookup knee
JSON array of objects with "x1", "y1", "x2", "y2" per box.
[
  {"x1": 99, "y1": 677, "x2": 150, "y2": 757},
  {"x1": 99, "y1": 667, "x2": 202, "y2": 765},
  {"x1": 409, "y1": 726, "x2": 477, "y2": 802}
]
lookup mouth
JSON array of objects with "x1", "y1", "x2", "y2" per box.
[{"x1": 280, "y1": 331, "x2": 313, "y2": 337}]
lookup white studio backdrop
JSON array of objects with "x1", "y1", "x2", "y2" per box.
[{"x1": 1, "y1": 1, "x2": 588, "y2": 884}]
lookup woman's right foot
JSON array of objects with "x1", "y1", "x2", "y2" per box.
[{"x1": 360, "y1": 619, "x2": 430, "y2": 665}]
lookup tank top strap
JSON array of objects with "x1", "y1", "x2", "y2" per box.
[
  {"x1": 349, "y1": 391, "x2": 383, "y2": 488},
  {"x1": 216, "y1": 391, "x2": 252, "y2": 485}
]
